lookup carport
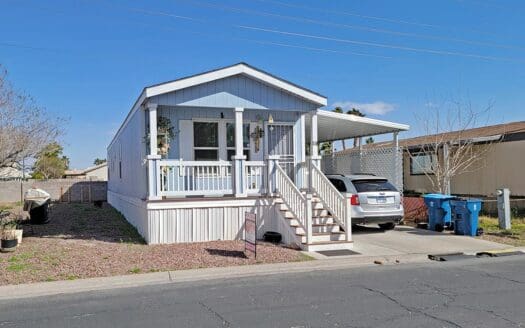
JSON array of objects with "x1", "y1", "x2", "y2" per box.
[{"x1": 308, "y1": 109, "x2": 410, "y2": 191}]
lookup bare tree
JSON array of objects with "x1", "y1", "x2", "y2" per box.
[
  {"x1": 409, "y1": 99, "x2": 496, "y2": 194},
  {"x1": 0, "y1": 66, "x2": 65, "y2": 168}
]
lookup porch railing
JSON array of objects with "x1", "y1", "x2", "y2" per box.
[
  {"x1": 158, "y1": 160, "x2": 233, "y2": 196},
  {"x1": 245, "y1": 161, "x2": 266, "y2": 194},
  {"x1": 310, "y1": 162, "x2": 351, "y2": 240}
]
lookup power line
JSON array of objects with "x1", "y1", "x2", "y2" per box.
[
  {"x1": 89, "y1": 1, "x2": 523, "y2": 62},
  {"x1": 237, "y1": 25, "x2": 524, "y2": 62},
  {"x1": 252, "y1": 0, "x2": 507, "y2": 38},
  {"x1": 179, "y1": 0, "x2": 525, "y2": 51}
]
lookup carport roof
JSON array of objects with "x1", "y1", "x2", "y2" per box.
[{"x1": 308, "y1": 110, "x2": 410, "y2": 142}]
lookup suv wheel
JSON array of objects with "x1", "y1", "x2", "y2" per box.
[{"x1": 378, "y1": 222, "x2": 396, "y2": 230}]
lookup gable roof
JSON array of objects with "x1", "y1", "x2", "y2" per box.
[
  {"x1": 145, "y1": 62, "x2": 327, "y2": 106},
  {"x1": 109, "y1": 63, "x2": 327, "y2": 149}
]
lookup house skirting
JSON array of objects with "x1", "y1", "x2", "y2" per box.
[{"x1": 108, "y1": 191, "x2": 298, "y2": 245}]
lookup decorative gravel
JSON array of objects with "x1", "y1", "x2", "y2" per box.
[{"x1": 0, "y1": 203, "x2": 310, "y2": 285}]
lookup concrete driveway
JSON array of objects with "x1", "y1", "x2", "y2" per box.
[{"x1": 349, "y1": 225, "x2": 510, "y2": 257}]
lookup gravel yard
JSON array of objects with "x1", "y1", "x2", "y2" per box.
[{"x1": 0, "y1": 203, "x2": 311, "y2": 285}]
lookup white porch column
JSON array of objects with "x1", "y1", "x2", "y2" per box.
[
  {"x1": 233, "y1": 107, "x2": 247, "y2": 197},
  {"x1": 392, "y1": 131, "x2": 400, "y2": 192},
  {"x1": 147, "y1": 103, "x2": 161, "y2": 200},
  {"x1": 309, "y1": 111, "x2": 322, "y2": 191}
]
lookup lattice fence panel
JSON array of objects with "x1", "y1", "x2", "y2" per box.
[{"x1": 321, "y1": 147, "x2": 403, "y2": 192}]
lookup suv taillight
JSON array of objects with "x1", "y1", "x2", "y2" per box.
[{"x1": 350, "y1": 194, "x2": 360, "y2": 205}]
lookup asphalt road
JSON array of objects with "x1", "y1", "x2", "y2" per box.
[{"x1": 0, "y1": 256, "x2": 524, "y2": 328}]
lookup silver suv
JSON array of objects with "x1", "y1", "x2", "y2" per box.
[{"x1": 326, "y1": 174, "x2": 404, "y2": 230}]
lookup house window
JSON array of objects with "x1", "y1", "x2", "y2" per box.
[
  {"x1": 193, "y1": 122, "x2": 219, "y2": 161},
  {"x1": 226, "y1": 123, "x2": 250, "y2": 161},
  {"x1": 410, "y1": 153, "x2": 436, "y2": 175}
]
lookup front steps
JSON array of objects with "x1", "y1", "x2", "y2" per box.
[{"x1": 276, "y1": 196, "x2": 353, "y2": 251}]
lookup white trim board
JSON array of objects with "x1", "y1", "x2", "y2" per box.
[{"x1": 146, "y1": 197, "x2": 274, "y2": 210}]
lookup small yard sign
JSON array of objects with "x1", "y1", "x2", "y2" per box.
[{"x1": 245, "y1": 212, "x2": 256, "y2": 258}]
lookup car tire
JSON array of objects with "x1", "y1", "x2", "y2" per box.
[{"x1": 378, "y1": 222, "x2": 396, "y2": 230}]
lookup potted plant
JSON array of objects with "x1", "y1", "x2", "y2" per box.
[{"x1": 1, "y1": 221, "x2": 18, "y2": 252}]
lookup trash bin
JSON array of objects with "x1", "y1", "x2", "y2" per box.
[
  {"x1": 23, "y1": 188, "x2": 51, "y2": 224},
  {"x1": 423, "y1": 194, "x2": 457, "y2": 232},
  {"x1": 450, "y1": 199, "x2": 482, "y2": 236}
]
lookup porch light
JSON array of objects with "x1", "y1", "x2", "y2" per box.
[{"x1": 268, "y1": 114, "x2": 274, "y2": 124}]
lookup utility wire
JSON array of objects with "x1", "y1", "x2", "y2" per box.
[
  {"x1": 238, "y1": 25, "x2": 524, "y2": 62},
  {"x1": 252, "y1": 0, "x2": 506, "y2": 38},
  {"x1": 180, "y1": 0, "x2": 525, "y2": 51},
  {"x1": 87, "y1": 1, "x2": 522, "y2": 62}
]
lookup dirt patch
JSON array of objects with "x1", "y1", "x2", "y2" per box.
[{"x1": 0, "y1": 203, "x2": 310, "y2": 285}]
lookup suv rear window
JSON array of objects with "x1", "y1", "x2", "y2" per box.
[
  {"x1": 329, "y1": 179, "x2": 347, "y2": 192},
  {"x1": 352, "y1": 179, "x2": 397, "y2": 192}
]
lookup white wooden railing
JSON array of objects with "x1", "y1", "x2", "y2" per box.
[
  {"x1": 310, "y1": 162, "x2": 350, "y2": 240},
  {"x1": 275, "y1": 164, "x2": 311, "y2": 242},
  {"x1": 245, "y1": 161, "x2": 266, "y2": 194},
  {"x1": 158, "y1": 160, "x2": 233, "y2": 196}
]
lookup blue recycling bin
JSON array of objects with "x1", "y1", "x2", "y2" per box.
[
  {"x1": 423, "y1": 194, "x2": 457, "y2": 232},
  {"x1": 450, "y1": 199, "x2": 482, "y2": 236}
]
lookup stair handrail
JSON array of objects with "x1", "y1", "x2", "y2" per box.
[
  {"x1": 310, "y1": 162, "x2": 351, "y2": 240},
  {"x1": 274, "y1": 164, "x2": 310, "y2": 240}
]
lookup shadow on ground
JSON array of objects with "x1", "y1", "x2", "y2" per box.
[
  {"x1": 21, "y1": 202, "x2": 145, "y2": 244},
  {"x1": 205, "y1": 248, "x2": 248, "y2": 259}
]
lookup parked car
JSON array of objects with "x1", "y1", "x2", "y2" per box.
[{"x1": 326, "y1": 174, "x2": 404, "y2": 230}]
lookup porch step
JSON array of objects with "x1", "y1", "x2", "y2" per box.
[
  {"x1": 293, "y1": 224, "x2": 341, "y2": 235},
  {"x1": 312, "y1": 209, "x2": 330, "y2": 217},
  {"x1": 297, "y1": 231, "x2": 346, "y2": 243},
  {"x1": 305, "y1": 241, "x2": 354, "y2": 252},
  {"x1": 313, "y1": 217, "x2": 336, "y2": 225}
]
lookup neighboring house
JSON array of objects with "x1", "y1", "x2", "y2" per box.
[
  {"x1": 0, "y1": 163, "x2": 24, "y2": 180},
  {"x1": 64, "y1": 163, "x2": 108, "y2": 181},
  {"x1": 353, "y1": 121, "x2": 525, "y2": 197},
  {"x1": 403, "y1": 121, "x2": 525, "y2": 197},
  {"x1": 107, "y1": 63, "x2": 408, "y2": 249}
]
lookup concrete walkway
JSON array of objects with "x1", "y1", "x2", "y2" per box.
[{"x1": 0, "y1": 225, "x2": 519, "y2": 301}]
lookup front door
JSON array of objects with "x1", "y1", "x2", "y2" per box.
[{"x1": 266, "y1": 123, "x2": 295, "y2": 180}]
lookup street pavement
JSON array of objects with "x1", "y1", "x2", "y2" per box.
[{"x1": 0, "y1": 255, "x2": 524, "y2": 327}]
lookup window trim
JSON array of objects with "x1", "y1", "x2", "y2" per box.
[
  {"x1": 226, "y1": 122, "x2": 250, "y2": 161},
  {"x1": 409, "y1": 152, "x2": 437, "y2": 176},
  {"x1": 193, "y1": 121, "x2": 219, "y2": 161},
  {"x1": 192, "y1": 120, "x2": 251, "y2": 161}
]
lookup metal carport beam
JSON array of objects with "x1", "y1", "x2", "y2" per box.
[{"x1": 306, "y1": 109, "x2": 410, "y2": 142}]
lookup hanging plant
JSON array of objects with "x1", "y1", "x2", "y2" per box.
[{"x1": 144, "y1": 116, "x2": 176, "y2": 157}]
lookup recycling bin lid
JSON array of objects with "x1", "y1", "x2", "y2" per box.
[{"x1": 423, "y1": 193, "x2": 457, "y2": 199}]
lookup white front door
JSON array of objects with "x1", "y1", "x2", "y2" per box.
[{"x1": 266, "y1": 123, "x2": 295, "y2": 180}]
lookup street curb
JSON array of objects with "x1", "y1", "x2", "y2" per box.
[{"x1": 0, "y1": 253, "x2": 431, "y2": 301}]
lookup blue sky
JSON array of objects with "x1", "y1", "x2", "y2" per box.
[{"x1": 1, "y1": 0, "x2": 524, "y2": 168}]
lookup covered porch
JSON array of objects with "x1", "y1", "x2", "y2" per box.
[{"x1": 145, "y1": 107, "x2": 409, "y2": 200}]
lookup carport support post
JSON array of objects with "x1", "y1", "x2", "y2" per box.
[
  {"x1": 147, "y1": 103, "x2": 161, "y2": 200},
  {"x1": 393, "y1": 132, "x2": 400, "y2": 191},
  {"x1": 309, "y1": 111, "x2": 322, "y2": 191},
  {"x1": 233, "y1": 107, "x2": 247, "y2": 197}
]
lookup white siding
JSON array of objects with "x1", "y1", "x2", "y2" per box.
[
  {"x1": 108, "y1": 191, "x2": 148, "y2": 239},
  {"x1": 151, "y1": 74, "x2": 319, "y2": 111},
  {"x1": 145, "y1": 198, "x2": 300, "y2": 245},
  {"x1": 159, "y1": 106, "x2": 300, "y2": 159},
  {"x1": 107, "y1": 109, "x2": 148, "y2": 199}
]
